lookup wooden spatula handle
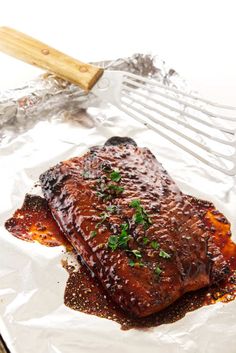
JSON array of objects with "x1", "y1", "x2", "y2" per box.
[{"x1": 0, "y1": 27, "x2": 103, "y2": 91}]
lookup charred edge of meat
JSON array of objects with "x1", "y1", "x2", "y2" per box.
[{"x1": 104, "y1": 136, "x2": 137, "y2": 147}]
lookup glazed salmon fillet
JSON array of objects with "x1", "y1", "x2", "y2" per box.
[{"x1": 40, "y1": 137, "x2": 229, "y2": 317}]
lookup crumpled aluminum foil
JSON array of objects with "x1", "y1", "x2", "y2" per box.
[
  {"x1": 0, "y1": 53, "x2": 235, "y2": 353},
  {"x1": 0, "y1": 54, "x2": 185, "y2": 145}
]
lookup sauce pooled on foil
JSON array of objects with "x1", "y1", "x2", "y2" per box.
[
  {"x1": 5, "y1": 194, "x2": 71, "y2": 249},
  {"x1": 5, "y1": 194, "x2": 236, "y2": 330}
]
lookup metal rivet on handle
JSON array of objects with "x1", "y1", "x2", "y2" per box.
[
  {"x1": 41, "y1": 49, "x2": 49, "y2": 55},
  {"x1": 79, "y1": 66, "x2": 88, "y2": 73}
]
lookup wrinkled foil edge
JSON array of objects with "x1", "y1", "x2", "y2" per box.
[{"x1": 0, "y1": 53, "x2": 186, "y2": 145}]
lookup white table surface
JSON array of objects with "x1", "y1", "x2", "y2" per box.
[
  {"x1": 0, "y1": 2, "x2": 236, "y2": 352},
  {"x1": 0, "y1": 0, "x2": 235, "y2": 106}
]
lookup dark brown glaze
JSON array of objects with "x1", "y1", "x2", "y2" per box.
[
  {"x1": 64, "y1": 258, "x2": 236, "y2": 330},
  {"x1": 40, "y1": 143, "x2": 231, "y2": 317},
  {"x1": 64, "y1": 198, "x2": 236, "y2": 330},
  {"x1": 188, "y1": 196, "x2": 236, "y2": 270},
  {"x1": 5, "y1": 194, "x2": 71, "y2": 249},
  {"x1": 4, "y1": 187, "x2": 236, "y2": 329}
]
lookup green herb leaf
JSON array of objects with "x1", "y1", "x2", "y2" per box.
[
  {"x1": 108, "y1": 235, "x2": 118, "y2": 251},
  {"x1": 154, "y1": 266, "x2": 162, "y2": 276},
  {"x1": 130, "y1": 199, "x2": 152, "y2": 229},
  {"x1": 151, "y1": 241, "x2": 160, "y2": 250},
  {"x1": 118, "y1": 223, "x2": 130, "y2": 248},
  {"x1": 129, "y1": 260, "x2": 135, "y2": 267},
  {"x1": 159, "y1": 249, "x2": 171, "y2": 259},
  {"x1": 143, "y1": 237, "x2": 149, "y2": 245},
  {"x1": 95, "y1": 212, "x2": 109, "y2": 229},
  {"x1": 110, "y1": 170, "x2": 121, "y2": 182},
  {"x1": 107, "y1": 223, "x2": 130, "y2": 251},
  {"x1": 134, "y1": 210, "x2": 144, "y2": 224},
  {"x1": 130, "y1": 199, "x2": 141, "y2": 208},
  {"x1": 90, "y1": 231, "x2": 97, "y2": 239},
  {"x1": 106, "y1": 205, "x2": 119, "y2": 213},
  {"x1": 129, "y1": 260, "x2": 145, "y2": 268},
  {"x1": 100, "y1": 212, "x2": 109, "y2": 221},
  {"x1": 108, "y1": 184, "x2": 124, "y2": 194},
  {"x1": 118, "y1": 234, "x2": 130, "y2": 248},
  {"x1": 131, "y1": 249, "x2": 142, "y2": 259},
  {"x1": 96, "y1": 191, "x2": 106, "y2": 198},
  {"x1": 121, "y1": 223, "x2": 129, "y2": 231}
]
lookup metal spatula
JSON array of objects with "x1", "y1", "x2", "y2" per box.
[{"x1": 0, "y1": 27, "x2": 235, "y2": 176}]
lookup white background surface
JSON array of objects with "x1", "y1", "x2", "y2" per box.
[
  {"x1": 0, "y1": 0, "x2": 235, "y2": 105},
  {"x1": 1, "y1": 2, "x2": 236, "y2": 353}
]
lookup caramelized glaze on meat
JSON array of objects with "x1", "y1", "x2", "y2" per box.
[{"x1": 40, "y1": 141, "x2": 230, "y2": 317}]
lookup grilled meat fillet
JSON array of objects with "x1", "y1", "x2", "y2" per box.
[{"x1": 40, "y1": 137, "x2": 229, "y2": 317}]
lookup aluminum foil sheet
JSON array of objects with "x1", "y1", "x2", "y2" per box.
[
  {"x1": 0, "y1": 54, "x2": 185, "y2": 146},
  {"x1": 0, "y1": 54, "x2": 235, "y2": 353}
]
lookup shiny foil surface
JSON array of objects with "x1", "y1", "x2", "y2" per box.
[{"x1": 0, "y1": 54, "x2": 235, "y2": 353}]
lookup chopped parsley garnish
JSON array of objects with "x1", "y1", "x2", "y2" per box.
[
  {"x1": 151, "y1": 241, "x2": 160, "y2": 250},
  {"x1": 130, "y1": 199, "x2": 141, "y2": 208},
  {"x1": 96, "y1": 179, "x2": 109, "y2": 199},
  {"x1": 110, "y1": 170, "x2": 121, "y2": 182},
  {"x1": 95, "y1": 212, "x2": 109, "y2": 229},
  {"x1": 131, "y1": 249, "x2": 142, "y2": 259},
  {"x1": 130, "y1": 199, "x2": 152, "y2": 229},
  {"x1": 90, "y1": 231, "x2": 97, "y2": 238},
  {"x1": 118, "y1": 224, "x2": 130, "y2": 248},
  {"x1": 159, "y1": 249, "x2": 171, "y2": 259},
  {"x1": 154, "y1": 266, "x2": 162, "y2": 276},
  {"x1": 143, "y1": 237, "x2": 149, "y2": 245},
  {"x1": 106, "y1": 205, "x2": 119, "y2": 213},
  {"x1": 96, "y1": 184, "x2": 123, "y2": 199},
  {"x1": 107, "y1": 184, "x2": 124, "y2": 194},
  {"x1": 127, "y1": 248, "x2": 144, "y2": 267},
  {"x1": 134, "y1": 212, "x2": 144, "y2": 224},
  {"x1": 96, "y1": 191, "x2": 107, "y2": 199},
  {"x1": 100, "y1": 212, "x2": 109, "y2": 222},
  {"x1": 129, "y1": 260, "x2": 135, "y2": 267},
  {"x1": 95, "y1": 167, "x2": 123, "y2": 199},
  {"x1": 108, "y1": 235, "x2": 119, "y2": 251},
  {"x1": 121, "y1": 222, "x2": 128, "y2": 231},
  {"x1": 107, "y1": 222, "x2": 130, "y2": 251},
  {"x1": 129, "y1": 260, "x2": 145, "y2": 268}
]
